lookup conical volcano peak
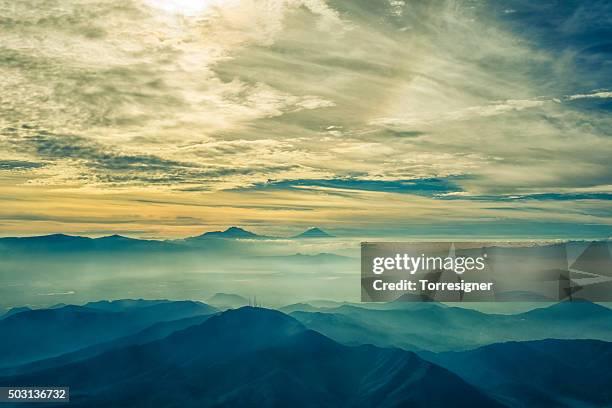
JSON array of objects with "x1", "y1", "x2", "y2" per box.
[{"x1": 293, "y1": 227, "x2": 333, "y2": 238}]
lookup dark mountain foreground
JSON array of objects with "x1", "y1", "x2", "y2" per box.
[
  {"x1": 0, "y1": 307, "x2": 502, "y2": 408},
  {"x1": 425, "y1": 338, "x2": 612, "y2": 408}
]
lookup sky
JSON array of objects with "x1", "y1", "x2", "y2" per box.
[{"x1": 0, "y1": 0, "x2": 611, "y2": 238}]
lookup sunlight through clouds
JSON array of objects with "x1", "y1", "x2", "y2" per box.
[{"x1": 0, "y1": 0, "x2": 610, "y2": 237}]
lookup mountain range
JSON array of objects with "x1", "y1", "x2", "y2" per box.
[
  {"x1": 207, "y1": 292, "x2": 250, "y2": 309},
  {"x1": 288, "y1": 301, "x2": 612, "y2": 352},
  {"x1": 0, "y1": 307, "x2": 501, "y2": 407},
  {"x1": 188, "y1": 226, "x2": 266, "y2": 240},
  {"x1": 0, "y1": 300, "x2": 217, "y2": 368},
  {"x1": 425, "y1": 339, "x2": 612, "y2": 407},
  {"x1": 1, "y1": 300, "x2": 610, "y2": 407},
  {"x1": 0, "y1": 227, "x2": 335, "y2": 253}
]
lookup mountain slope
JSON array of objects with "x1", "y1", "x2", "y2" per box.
[
  {"x1": 1, "y1": 314, "x2": 214, "y2": 376},
  {"x1": 291, "y1": 301, "x2": 612, "y2": 352},
  {"x1": 0, "y1": 300, "x2": 217, "y2": 368},
  {"x1": 0, "y1": 234, "x2": 181, "y2": 252},
  {"x1": 291, "y1": 303, "x2": 499, "y2": 351},
  {"x1": 426, "y1": 339, "x2": 612, "y2": 407},
  {"x1": 0, "y1": 306, "x2": 31, "y2": 319},
  {"x1": 0, "y1": 307, "x2": 502, "y2": 408},
  {"x1": 292, "y1": 227, "x2": 333, "y2": 238},
  {"x1": 188, "y1": 226, "x2": 263, "y2": 240},
  {"x1": 207, "y1": 293, "x2": 249, "y2": 309},
  {"x1": 290, "y1": 310, "x2": 422, "y2": 351}
]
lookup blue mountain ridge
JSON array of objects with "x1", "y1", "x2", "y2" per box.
[
  {"x1": 1, "y1": 300, "x2": 610, "y2": 407},
  {"x1": 0, "y1": 307, "x2": 502, "y2": 408},
  {"x1": 0, "y1": 233, "x2": 183, "y2": 253},
  {"x1": 423, "y1": 338, "x2": 612, "y2": 407},
  {"x1": 0, "y1": 314, "x2": 214, "y2": 377},
  {"x1": 0, "y1": 227, "x2": 335, "y2": 252},
  {"x1": 207, "y1": 292, "x2": 249, "y2": 309},
  {"x1": 187, "y1": 226, "x2": 265, "y2": 240},
  {"x1": 292, "y1": 227, "x2": 334, "y2": 238},
  {"x1": 0, "y1": 300, "x2": 217, "y2": 368},
  {"x1": 289, "y1": 301, "x2": 612, "y2": 352}
]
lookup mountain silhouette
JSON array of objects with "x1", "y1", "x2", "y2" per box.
[
  {"x1": 0, "y1": 300, "x2": 217, "y2": 368},
  {"x1": 291, "y1": 309, "x2": 422, "y2": 351},
  {"x1": 0, "y1": 234, "x2": 92, "y2": 252},
  {"x1": 291, "y1": 303, "x2": 495, "y2": 351},
  {"x1": 207, "y1": 293, "x2": 249, "y2": 309},
  {"x1": 427, "y1": 338, "x2": 612, "y2": 407},
  {"x1": 291, "y1": 301, "x2": 612, "y2": 352},
  {"x1": 83, "y1": 299, "x2": 173, "y2": 312},
  {"x1": 1, "y1": 314, "x2": 214, "y2": 377},
  {"x1": 521, "y1": 300, "x2": 612, "y2": 320},
  {"x1": 292, "y1": 227, "x2": 333, "y2": 238},
  {"x1": 90, "y1": 235, "x2": 177, "y2": 251},
  {"x1": 1, "y1": 306, "x2": 31, "y2": 319},
  {"x1": 0, "y1": 233, "x2": 181, "y2": 252},
  {"x1": 1, "y1": 307, "x2": 501, "y2": 407},
  {"x1": 189, "y1": 226, "x2": 263, "y2": 240},
  {"x1": 279, "y1": 302, "x2": 322, "y2": 313}
]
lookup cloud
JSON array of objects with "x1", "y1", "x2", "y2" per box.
[
  {"x1": 566, "y1": 90, "x2": 612, "y2": 100},
  {"x1": 1, "y1": 126, "x2": 302, "y2": 188},
  {"x1": 36, "y1": 291, "x2": 76, "y2": 296},
  {"x1": 0, "y1": 0, "x2": 338, "y2": 139},
  {"x1": 244, "y1": 177, "x2": 465, "y2": 196},
  {"x1": 0, "y1": 160, "x2": 43, "y2": 171},
  {"x1": 0, "y1": 0, "x2": 611, "y2": 236},
  {"x1": 371, "y1": 99, "x2": 547, "y2": 129},
  {"x1": 440, "y1": 192, "x2": 612, "y2": 202}
]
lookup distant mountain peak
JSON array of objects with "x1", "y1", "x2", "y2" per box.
[
  {"x1": 207, "y1": 293, "x2": 249, "y2": 309},
  {"x1": 226, "y1": 306, "x2": 308, "y2": 330},
  {"x1": 1, "y1": 306, "x2": 31, "y2": 319},
  {"x1": 224, "y1": 226, "x2": 255, "y2": 235},
  {"x1": 44, "y1": 233, "x2": 71, "y2": 238},
  {"x1": 209, "y1": 292, "x2": 248, "y2": 301},
  {"x1": 0, "y1": 233, "x2": 92, "y2": 245},
  {"x1": 526, "y1": 300, "x2": 611, "y2": 318},
  {"x1": 96, "y1": 234, "x2": 134, "y2": 241},
  {"x1": 176, "y1": 306, "x2": 306, "y2": 344},
  {"x1": 192, "y1": 226, "x2": 260, "y2": 240},
  {"x1": 293, "y1": 227, "x2": 333, "y2": 238},
  {"x1": 33, "y1": 233, "x2": 86, "y2": 241}
]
